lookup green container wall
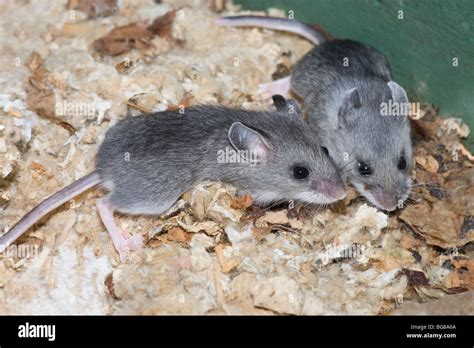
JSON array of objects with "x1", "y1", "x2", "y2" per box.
[{"x1": 235, "y1": 0, "x2": 474, "y2": 149}]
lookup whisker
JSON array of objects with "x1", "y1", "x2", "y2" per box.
[
  {"x1": 412, "y1": 183, "x2": 457, "y2": 193},
  {"x1": 339, "y1": 155, "x2": 357, "y2": 170},
  {"x1": 409, "y1": 191, "x2": 433, "y2": 198}
]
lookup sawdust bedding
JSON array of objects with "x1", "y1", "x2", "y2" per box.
[{"x1": 0, "y1": 0, "x2": 472, "y2": 315}]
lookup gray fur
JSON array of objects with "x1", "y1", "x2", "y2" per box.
[
  {"x1": 292, "y1": 39, "x2": 412, "y2": 211},
  {"x1": 2, "y1": 104, "x2": 346, "y2": 250},
  {"x1": 272, "y1": 94, "x2": 302, "y2": 116},
  {"x1": 218, "y1": 15, "x2": 413, "y2": 211},
  {"x1": 96, "y1": 104, "x2": 346, "y2": 215}
]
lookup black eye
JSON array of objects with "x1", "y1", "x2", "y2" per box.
[
  {"x1": 358, "y1": 161, "x2": 372, "y2": 176},
  {"x1": 398, "y1": 155, "x2": 407, "y2": 170},
  {"x1": 293, "y1": 166, "x2": 310, "y2": 180},
  {"x1": 321, "y1": 146, "x2": 329, "y2": 156}
]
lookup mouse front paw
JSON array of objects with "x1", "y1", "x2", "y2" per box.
[{"x1": 257, "y1": 76, "x2": 292, "y2": 100}]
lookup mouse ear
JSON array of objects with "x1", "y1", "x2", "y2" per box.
[
  {"x1": 385, "y1": 81, "x2": 410, "y2": 121},
  {"x1": 272, "y1": 95, "x2": 287, "y2": 110},
  {"x1": 272, "y1": 94, "x2": 302, "y2": 117},
  {"x1": 337, "y1": 87, "x2": 361, "y2": 128},
  {"x1": 387, "y1": 81, "x2": 408, "y2": 105},
  {"x1": 228, "y1": 122, "x2": 272, "y2": 163}
]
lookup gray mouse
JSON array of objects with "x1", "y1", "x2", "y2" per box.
[
  {"x1": 1, "y1": 96, "x2": 346, "y2": 262},
  {"x1": 218, "y1": 16, "x2": 413, "y2": 212}
]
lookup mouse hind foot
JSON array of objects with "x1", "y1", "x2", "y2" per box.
[
  {"x1": 97, "y1": 198, "x2": 144, "y2": 262},
  {"x1": 257, "y1": 75, "x2": 292, "y2": 100}
]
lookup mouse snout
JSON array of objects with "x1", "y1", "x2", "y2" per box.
[
  {"x1": 372, "y1": 187, "x2": 399, "y2": 211},
  {"x1": 313, "y1": 178, "x2": 346, "y2": 200}
]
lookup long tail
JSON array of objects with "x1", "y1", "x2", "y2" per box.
[
  {"x1": 0, "y1": 171, "x2": 101, "y2": 251},
  {"x1": 216, "y1": 15, "x2": 326, "y2": 45}
]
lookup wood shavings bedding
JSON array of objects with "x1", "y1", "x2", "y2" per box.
[{"x1": 0, "y1": 0, "x2": 472, "y2": 315}]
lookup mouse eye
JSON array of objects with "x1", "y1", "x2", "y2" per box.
[
  {"x1": 398, "y1": 155, "x2": 407, "y2": 170},
  {"x1": 358, "y1": 161, "x2": 372, "y2": 176},
  {"x1": 292, "y1": 165, "x2": 310, "y2": 180},
  {"x1": 321, "y1": 146, "x2": 329, "y2": 156}
]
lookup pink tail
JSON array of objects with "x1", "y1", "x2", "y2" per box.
[
  {"x1": 0, "y1": 171, "x2": 101, "y2": 251},
  {"x1": 216, "y1": 16, "x2": 325, "y2": 45}
]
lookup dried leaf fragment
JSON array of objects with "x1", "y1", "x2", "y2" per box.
[
  {"x1": 452, "y1": 259, "x2": 474, "y2": 290},
  {"x1": 26, "y1": 89, "x2": 76, "y2": 135},
  {"x1": 25, "y1": 52, "x2": 76, "y2": 134},
  {"x1": 230, "y1": 194, "x2": 253, "y2": 209},
  {"x1": 93, "y1": 23, "x2": 154, "y2": 56},
  {"x1": 29, "y1": 161, "x2": 51, "y2": 178},
  {"x1": 166, "y1": 226, "x2": 192, "y2": 245},
  {"x1": 104, "y1": 273, "x2": 120, "y2": 300},
  {"x1": 401, "y1": 268, "x2": 429, "y2": 286},
  {"x1": 67, "y1": 0, "x2": 118, "y2": 18},
  {"x1": 147, "y1": 10, "x2": 176, "y2": 38},
  {"x1": 93, "y1": 10, "x2": 177, "y2": 56},
  {"x1": 399, "y1": 201, "x2": 473, "y2": 248},
  {"x1": 167, "y1": 93, "x2": 193, "y2": 111}
]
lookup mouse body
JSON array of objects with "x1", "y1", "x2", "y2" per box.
[
  {"x1": 218, "y1": 16, "x2": 413, "y2": 211},
  {"x1": 1, "y1": 99, "x2": 346, "y2": 261}
]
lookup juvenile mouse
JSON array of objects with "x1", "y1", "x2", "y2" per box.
[
  {"x1": 1, "y1": 97, "x2": 346, "y2": 261},
  {"x1": 217, "y1": 16, "x2": 413, "y2": 212}
]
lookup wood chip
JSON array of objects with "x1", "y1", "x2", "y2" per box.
[
  {"x1": 209, "y1": 0, "x2": 226, "y2": 13},
  {"x1": 62, "y1": 22, "x2": 94, "y2": 37},
  {"x1": 456, "y1": 143, "x2": 474, "y2": 162},
  {"x1": 399, "y1": 235, "x2": 422, "y2": 250},
  {"x1": 252, "y1": 226, "x2": 271, "y2": 242},
  {"x1": 255, "y1": 210, "x2": 289, "y2": 227},
  {"x1": 415, "y1": 155, "x2": 439, "y2": 173},
  {"x1": 443, "y1": 271, "x2": 462, "y2": 289},
  {"x1": 215, "y1": 244, "x2": 239, "y2": 273},
  {"x1": 115, "y1": 59, "x2": 134, "y2": 74},
  {"x1": 124, "y1": 100, "x2": 152, "y2": 114}
]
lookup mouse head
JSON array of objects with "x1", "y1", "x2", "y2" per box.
[
  {"x1": 324, "y1": 81, "x2": 413, "y2": 211},
  {"x1": 227, "y1": 96, "x2": 346, "y2": 205}
]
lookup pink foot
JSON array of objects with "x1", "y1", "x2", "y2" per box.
[
  {"x1": 97, "y1": 198, "x2": 144, "y2": 262},
  {"x1": 126, "y1": 234, "x2": 144, "y2": 251},
  {"x1": 257, "y1": 76, "x2": 292, "y2": 99}
]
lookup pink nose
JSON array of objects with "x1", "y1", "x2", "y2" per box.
[
  {"x1": 314, "y1": 178, "x2": 346, "y2": 200},
  {"x1": 372, "y1": 188, "x2": 398, "y2": 211}
]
